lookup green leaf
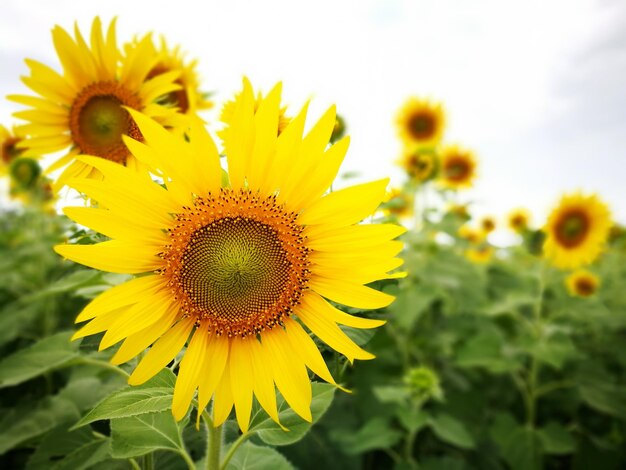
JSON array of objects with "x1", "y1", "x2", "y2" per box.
[
  {"x1": 74, "y1": 369, "x2": 176, "y2": 428},
  {"x1": 531, "y1": 333, "x2": 579, "y2": 370},
  {"x1": 250, "y1": 382, "x2": 335, "y2": 446},
  {"x1": 396, "y1": 407, "x2": 429, "y2": 433},
  {"x1": 329, "y1": 417, "x2": 402, "y2": 455},
  {"x1": 52, "y1": 439, "x2": 110, "y2": 470},
  {"x1": 537, "y1": 422, "x2": 575, "y2": 455},
  {"x1": 0, "y1": 395, "x2": 80, "y2": 455},
  {"x1": 501, "y1": 427, "x2": 543, "y2": 470},
  {"x1": 456, "y1": 329, "x2": 521, "y2": 374},
  {"x1": 429, "y1": 413, "x2": 475, "y2": 449},
  {"x1": 110, "y1": 411, "x2": 183, "y2": 458},
  {"x1": 226, "y1": 442, "x2": 294, "y2": 470},
  {"x1": 372, "y1": 385, "x2": 410, "y2": 404},
  {"x1": 0, "y1": 331, "x2": 79, "y2": 388},
  {"x1": 579, "y1": 382, "x2": 626, "y2": 419}
]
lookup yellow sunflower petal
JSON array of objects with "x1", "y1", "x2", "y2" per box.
[
  {"x1": 229, "y1": 337, "x2": 255, "y2": 433},
  {"x1": 297, "y1": 293, "x2": 375, "y2": 362},
  {"x1": 172, "y1": 326, "x2": 209, "y2": 420},
  {"x1": 212, "y1": 360, "x2": 235, "y2": 427},
  {"x1": 128, "y1": 317, "x2": 194, "y2": 386},
  {"x1": 298, "y1": 178, "x2": 389, "y2": 227},
  {"x1": 309, "y1": 277, "x2": 394, "y2": 310}
]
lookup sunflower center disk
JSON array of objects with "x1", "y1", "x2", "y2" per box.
[
  {"x1": 164, "y1": 189, "x2": 311, "y2": 338},
  {"x1": 408, "y1": 113, "x2": 435, "y2": 139},
  {"x1": 555, "y1": 211, "x2": 589, "y2": 248},
  {"x1": 445, "y1": 158, "x2": 469, "y2": 181},
  {"x1": 575, "y1": 279, "x2": 594, "y2": 296},
  {"x1": 70, "y1": 81, "x2": 142, "y2": 164}
]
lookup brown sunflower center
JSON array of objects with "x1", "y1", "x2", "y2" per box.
[
  {"x1": 575, "y1": 278, "x2": 595, "y2": 296},
  {"x1": 444, "y1": 157, "x2": 470, "y2": 182},
  {"x1": 408, "y1": 112, "x2": 436, "y2": 140},
  {"x1": 555, "y1": 210, "x2": 590, "y2": 248},
  {"x1": 69, "y1": 81, "x2": 142, "y2": 164},
  {"x1": 2, "y1": 137, "x2": 22, "y2": 165},
  {"x1": 482, "y1": 219, "x2": 495, "y2": 232},
  {"x1": 148, "y1": 65, "x2": 189, "y2": 113},
  {"x1": 162, "y1": 189, "x2": 311, "y2": 338},
  {"x1": 511, "y1": 215, "x2": 525, "y2": 229}
]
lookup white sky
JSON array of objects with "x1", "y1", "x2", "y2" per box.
[{"x1": 1, "y1": 0, "x2": 625, "y2": 232}]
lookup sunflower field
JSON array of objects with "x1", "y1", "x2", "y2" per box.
[{"x1": 1, "y1": 15, "x2": 625, "y2": 470}]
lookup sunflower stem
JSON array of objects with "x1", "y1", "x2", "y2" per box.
[
  {"x1": 78, "y1": 357, "x2": 130, "y2": 378},
  {"x1": 220, "y1": 432, "x2": 251, "y2": 470},
  {"x1": 203, "y1": 410, "x2": 222, "y2": 470}
]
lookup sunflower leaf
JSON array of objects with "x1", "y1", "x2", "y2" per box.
[
  {"x1": 249, "y1": 382, "x2": 335, "y2": 446},
  {"x1": 72, "y1": 368, "x2": 176, "y2": 428},
  {"x1": 109, "y1": 411, "x2": 183, "y2": 458},
  {"x1": 0, "y1": 331, "x2": 79, "y2": 388},
  {"x1": 226, "y1": 442, "x2": 294, "y2": 470}
]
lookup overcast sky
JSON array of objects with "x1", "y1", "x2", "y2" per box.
[{"x1": 1, "y1": 0, "x2": 625, "y2": 230}]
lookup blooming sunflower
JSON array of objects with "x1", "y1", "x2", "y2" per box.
[
  {"x1": 458, "y1": 225, "x2": 483, "y2": 245},
  {"x1": 466, "y1": 245, "x2": 494, "y2": 264},
  {"x1": 219, "y1": 85, "x2": 291, "y2": 140},
  {"x1": 8, "y1": 17, "x2": 183, "y2": 185},
  {"x1": 480, "y1": 216, "x2": 496, "y2": 234},
  {"x1": 565, "y1": 270, "x2": 599, "y2": 298},
  {"x1": 0, "y1": 125, "x2": 26, "y2": 176},
  {"x1": 398, "y1": 149, "x2": 436, "y2": 182},
  {"x1": 396, "y1": 97, "x2": 445, "y2": 147},
  {"x1": 543, "y1": 192, "x2": 611, "y2": 270},
  {"x1": 383, "y1": 188, "x2": 413, "y2": 218},
  {"x1": 508, "y1": 208, "x2": 531, "y2": 233},
  {"x1": 132, "y1": 35, "x2": 212, "y2": 115},
  {"x1": 438, "y1": 145, "x2": 477, "y2": 189},
  {"x1": 54, "y1": 79, "x2": 404, "y2": 432}
]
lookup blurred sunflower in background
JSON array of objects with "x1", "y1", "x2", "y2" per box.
[
  {"x1": 220, "y1": 85, "x2": 291, "y2": 139},
  {"x1": 396, "y1": 97, "x2": 445, "y2": 147},
  {"x1": 458, "y1": 225, "x2": 483, "y2": 245},
  {"x1": 55, "y1": 79, "x2": 404, "y2": 433},
  {"x1": 543, "y1": 193, "x2": 611, "y2": 269},
  {"x1": 9, "y1": 17, "x2": 183, "y2": 185},
  {"x1": 0, "y1": 125, "x2": 25, "y2": 175},
  {"x1": 565, "y1": 270, "x2": 599, "y2": 297},
  {"x1": 437, "y1": 144, "x2": 476, "y2": 189},
  {"x1": 136, "y1": 35, "x2": 213, "y2": 115},
  {"x1": 383, "y1": 187, "x2": 413, "y2": 218},
  {"x1": 398, "y1": 148, "x2": 436, "y2": 183},
  {"x1": 508, "y1": 208, "x2": 531, "y2": 233},
  {"x1": 480, "y1": 216, "x2": 496, "y2": 234},
  {"x1": 466, "y1": 244, "x2": 494, "y2": 264}
]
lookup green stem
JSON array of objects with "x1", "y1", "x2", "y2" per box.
[
  {"x1": 220, "y1": 432, "x2": 252, "y2": 470},
  {"x1": 204, "y1": 411, "x2": 222, "y2": 470},
  {"x1": 142, "y1": 453, "x2": 153, "y2": 470},
  {"x1": 129, "y1": 458, "x2": 141, "y2": 470},
  {"x1": 177, "y1": 448, "x2": 196, "y2": 470},
  {"x1": 78, "y1": 357, "x2": 130, "y2": 378},
  {"x1": 535, "y1": 380, "x2": 575, "y2": 398},
  {"x1": 526, "y1": 264, "x2": 546, "y2": 428}
]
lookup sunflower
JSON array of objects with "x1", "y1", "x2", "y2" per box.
[
  {"x1": 396, "y1": 97, "x2": 445, "y2": 147},
  {"x1": 398, "y1": 148, "x2": 436, "y2": 182},
  {"x1": 54, "y1": 79, "x2": 404, "y2": 432},
  {"x1": 466, "y1": 245, "x2": 494, "y2": 264},
  {"x1": 458, "y1": 225, "x2": 483, "y2": 245},
  {"x1": 8, "y1": 17, "x2": 183, "y2": 185},
  {"x1": 438, "y1": 145, "x2": 477, "y2": 189},
  {"x1": 543, "y1": 193, "x2": 611, "y2": 269},
  {"x1": 0, "y1": 125, "x2": 26, "y2": 176},
  {"x1": 565, "y1": 270, "x2": 599, "y2": 298},
  {"x1": 508, "y1": 208, "x2": 530, "y2": 233},
  {"x1": 219, "y1": 86, "x2": 291, "y2": 140},
  {"x1": 383, "y1": 188, "x2": 413, "y2": 218},
  {"x1": 480, "y1": 216, "x2": 496, "y2": 234},
  {"x1": 133, "y1": 35, "x2": 212, "y2": 115}
]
